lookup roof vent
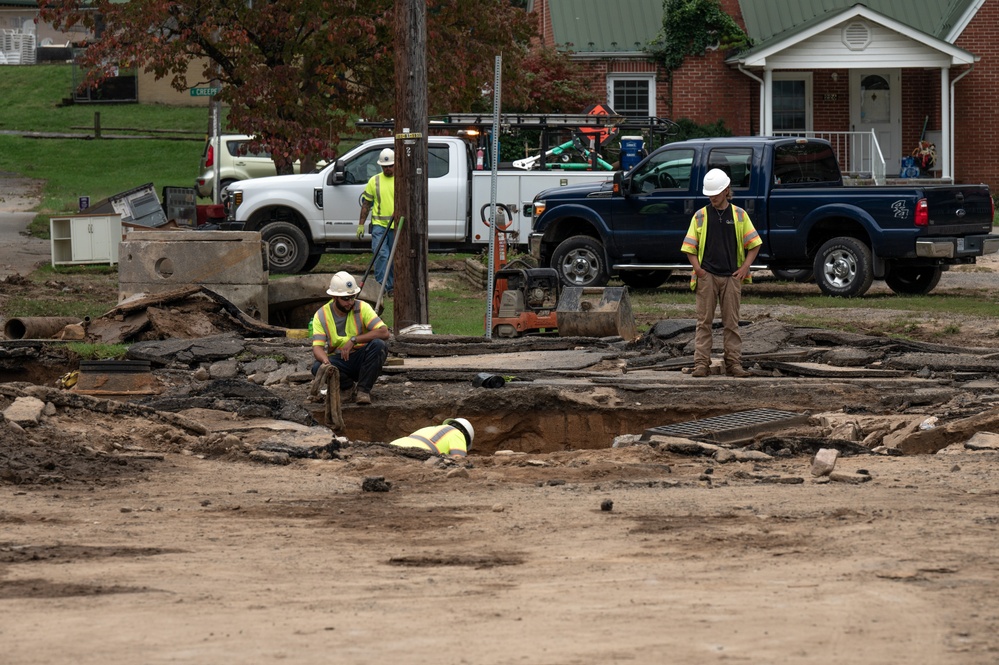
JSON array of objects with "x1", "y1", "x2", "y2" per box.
[{"x1": 842, "y1": 21, "x2": 872, "y2": 51}]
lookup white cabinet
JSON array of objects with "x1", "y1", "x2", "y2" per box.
[{"x1": 50, "y1": 215, "x2": 123, "y2": 266}]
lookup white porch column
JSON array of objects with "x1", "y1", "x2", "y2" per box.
[
  {"x1": 940, "y1": 67, "x2": 951, "y2": 180},
  {"x1": 763, "y1": 68, "x2": 773, "y2": 136}
]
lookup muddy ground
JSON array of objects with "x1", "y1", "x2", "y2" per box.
[{"x1": 2, "y1": 176, "x2": 999, "y2": 664}]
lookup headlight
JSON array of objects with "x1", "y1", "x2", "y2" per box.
[{"x1": 533, "y1": 200, "x2": 546, "y2": 217}]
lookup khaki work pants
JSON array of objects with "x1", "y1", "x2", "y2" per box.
[{"x1": 694, "y1": 272, "x2": 743, "y2": 369}]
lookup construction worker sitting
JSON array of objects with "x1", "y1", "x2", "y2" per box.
[{"x1": 389, "y1": 418, "x2": 474, "y2": 458}]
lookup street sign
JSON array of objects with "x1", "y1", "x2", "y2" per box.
[{"x1": 190, "y1": 87, "x2": 220, "y2": 97}]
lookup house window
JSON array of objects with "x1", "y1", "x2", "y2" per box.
[
  {"x1": 607, "y1": 74, "x2": 655, "y2": 117},
  {"x1": 771, "y1": 73, "x2": 813, "y2": 132}
]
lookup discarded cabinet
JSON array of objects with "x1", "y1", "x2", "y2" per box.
[
  {"x1": 556, "y1": 286, "x2": 637, "y2": 340},
  {"x1": 118, "y1": 230, "x2": 269, "y2": 322},
  {"x1": 50, "y1": 214, "x2": 123, "y2": 266}
]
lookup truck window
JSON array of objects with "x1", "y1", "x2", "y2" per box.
[
  {"x1": 342, "y1": 150, "x2": 383, "y2": 184},
  {"x1": 773, "y1": 142, "x2": 840, "y2": 185},
  {"x1": 428, "y1": 145, "x2": 450, "y2": 178},
  {"x1": 707, "y1": 148, "x2": 753, "y2": 189},
  {"x1": 631, "y1": 148, "x2": 694, "y2": 193}
]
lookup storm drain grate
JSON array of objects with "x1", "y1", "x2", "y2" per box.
[{"x1": 640, "y1": 408, "x2": 810, "y2": 445}]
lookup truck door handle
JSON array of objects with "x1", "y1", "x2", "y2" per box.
[{"x1": 684, "y1": 200, "x2": 693, "y2": 215}]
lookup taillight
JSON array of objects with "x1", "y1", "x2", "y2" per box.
[
  {"x1": 914, "y1": 198, "x2": 928, "y2": 226},
  {"x1": 205, "y1": 144, "x2": 214, "y2": 168}
]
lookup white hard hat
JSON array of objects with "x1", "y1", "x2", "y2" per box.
[
  {"x1": 444, "y1": 418, "x2": 474, "y2": 449},
  {"x1": 702, "y1": 168, "x2": 731, "y2": 196},
  {"x1": 326, "y1": 271, "x2": 361, "y2": 297},
  {"x1": 377, "y1": 148, "x2": 395, "y2": 166}
]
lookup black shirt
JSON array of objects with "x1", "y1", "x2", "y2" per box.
[{"x1": 700, "y1": 204, "x2": 739, "y2": 276}]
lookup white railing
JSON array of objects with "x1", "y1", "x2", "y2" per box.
[{"x1": 773, "y1": 130, "x2": 885, "y2": 185}]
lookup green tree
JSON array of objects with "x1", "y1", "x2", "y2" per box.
[{"x1": 646, "y1": 0, "x2": 749, "y2": 116}]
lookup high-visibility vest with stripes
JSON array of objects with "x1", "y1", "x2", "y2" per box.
[
  {"x1": 361, "y1": 172, "x2": 395, "y2": 228},
  {"x1": 390, "y1": 425, "x2": 468, "y2": 456},
  {"x1": 310, "y1": 300, "x2": 385, "y2": 351},
  {"x1": 680, "y1": 204, "x2": 762, "y2": 290}
]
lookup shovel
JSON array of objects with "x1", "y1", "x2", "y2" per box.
[
  {"x1": 375, "y1": 217, "x2": 404, "y2": 311},
  {"x1": 357, "y1": 222, "x2": 391, "y2": 306}
]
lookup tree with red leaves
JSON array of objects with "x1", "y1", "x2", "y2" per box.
[{"x1": 40, "y1": 0, "x2": 592, "y2": 172}]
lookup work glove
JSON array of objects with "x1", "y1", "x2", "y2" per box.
[{"x1": 356, "y1": 224, "x2": 365, "y2": 240}]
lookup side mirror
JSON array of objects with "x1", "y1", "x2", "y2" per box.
[
  {"x1": 329, "y1": 159, "x2": 346, "y2": 185},
  {"x1": 613, "y1": 171, "x2": 630, "y2": 197}
]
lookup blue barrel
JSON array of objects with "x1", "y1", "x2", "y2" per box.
[{"x1": 620, "y1": 136, "x2": 644, "y2": 171}]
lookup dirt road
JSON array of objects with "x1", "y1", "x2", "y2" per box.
[{"x1": 2, "y1": 176, "x2": 999, "y2": 663}]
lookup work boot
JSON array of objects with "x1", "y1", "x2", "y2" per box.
[
  {"x1": 691, "y1": 365, "x2": 709, "y2": 378},
  {"x1": 355, "y1": 390, "x2": 372, "y2": 405},
  {"x1": 339, "y1": 385, "x2": 356, "y2": 403},
  {"x1": 726, "y1": 364, "x2": 752, "y2": 378}
]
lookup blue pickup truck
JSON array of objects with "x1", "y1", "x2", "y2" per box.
[{"x1": 529, "y1": 137, "x2": 998, "y2": 297}]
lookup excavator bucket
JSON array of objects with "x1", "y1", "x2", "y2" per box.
[{"x1": 555, "y1": 286, "x2": 637, "y2": 340}]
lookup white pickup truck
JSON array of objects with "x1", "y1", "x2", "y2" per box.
[{"x1": 221, "y1": 136, "x2": 613, "y2": 273}]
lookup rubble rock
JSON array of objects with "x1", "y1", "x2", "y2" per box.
[
  {"x1": 811, "y1": 448, "x2": 840, "y2": 476},
  {"x1": 249, "y1": 450, "x2": 291, "y2": 465},
  {"x1": 821, "y1": 347, "x2": 879, "y2": 367},
  {"x1": 209, "y1": 360, "x2": 240, "y2": 379},
  {"x1": 3, "y1": 396, "x2": 45, "y2": 427},
  {"x1": 828, "y1": 471, "x2": 872, "y2": 484},
  {"x1": 964, "y1": 431, "x2": 999, "y2": 451}
]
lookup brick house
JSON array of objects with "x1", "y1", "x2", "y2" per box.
[{"x1": 531, "y1": 0, "x2": 999, "y2": 191}]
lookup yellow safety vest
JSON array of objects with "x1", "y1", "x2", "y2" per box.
[
  {"x1": 362, "y1": 172, "x2": 395, "y2": 228},
  {"x1": 390, "y1": 425, "x2": 468, "y2": 456},
  {"x1": 680, "y1": 204, "x2": 762, "y2": 290},
  {"x1": 311, "y1": 300, "x2": 385, "y2": 351}
]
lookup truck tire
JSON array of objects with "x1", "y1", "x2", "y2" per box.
[
  {"x1": 551, "y1": 236, "x2": 609, "y2": 288},
  {"x1": 885, "y1": 266, "x2": 943, "y2": 295},
  {"x1": 814, "y1": 237, "x2": 874, "y2": 297},
  {"x1": 261, "y1": 221, "x2": 310, "y2": 274},
  {"x1": 619, "y1": 269, "x2": 671, "y2": 289},
  {"x1": 771, "y1": 268, "x2": 813, "y2": 283}
]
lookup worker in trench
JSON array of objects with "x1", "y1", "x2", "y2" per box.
[
  {"x1": 389, "y1": 418, "x2": 474, "y2": 458},
  {"x1": 310, "y1": 271, "x2": 390, "y2": 405}
]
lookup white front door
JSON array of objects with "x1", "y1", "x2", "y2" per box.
[{"x1": 849, "y1": 69, "x2": 901, "y2": 175}]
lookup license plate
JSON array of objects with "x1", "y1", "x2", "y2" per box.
[{"x1": 957, "y1": 238, "x2": 966, "y2": 252}]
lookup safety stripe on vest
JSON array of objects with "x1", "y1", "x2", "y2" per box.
[
  {"x1": 407, "y1": 434, "x2": 441, "y2": 454},
  {"x1": 372, "y1": 174, "x2": 393, "y2": 223},
  {"x1": 315, "y1": 301, "x2": 364, "y2": 348}
]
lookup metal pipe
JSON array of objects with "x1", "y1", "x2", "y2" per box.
[{"x1": 3, "y1": 317, "x2": 86, "y2": 340}]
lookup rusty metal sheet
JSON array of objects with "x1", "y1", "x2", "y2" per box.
[{"x1": 641, "y1": 408, "x2": 811, "y2": 445}]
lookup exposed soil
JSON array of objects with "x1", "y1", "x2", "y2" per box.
[{"x1": 2, "y1": 177, "x2": 999, "y2": 664}]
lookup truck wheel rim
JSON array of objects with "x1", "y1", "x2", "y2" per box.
[
  {"x1": 823, "y1": 249, "x2": 856, "y2": 287},
  {"x1": 270, "y1": 237, "x2": 295, "y2": 262},
  {"x1": 561, "y1": 249, "x2": 597, "y2": 284}
]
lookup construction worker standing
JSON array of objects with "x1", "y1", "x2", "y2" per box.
[
  {"x1": 681, "y1": 168, "x2": 762, "y2": 378},
  {"x1": 390, "y1": 418, "x2": 474, "y2": 458},
  {"x1": 357, "y1": 148, "x2": 397, "y2": 296}
]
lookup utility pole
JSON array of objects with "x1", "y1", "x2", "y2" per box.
[{"x1": 393, "y1": 0, "x2": 429, "y2": 331}]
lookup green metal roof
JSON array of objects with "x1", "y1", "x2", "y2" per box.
[
  {"x1": 545, "y1": 0, "x2": 979, "y2": 55},
  {"x1": 738, "y1": 0, "x2": 979, "y2": 43},
  {"x1": 546, "y1": 0, "x2": 663, "y2": 53}
]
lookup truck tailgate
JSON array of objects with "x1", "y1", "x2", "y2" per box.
[{"x1": 922, "y1": 186, "x2": 993, "y2": 235}]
